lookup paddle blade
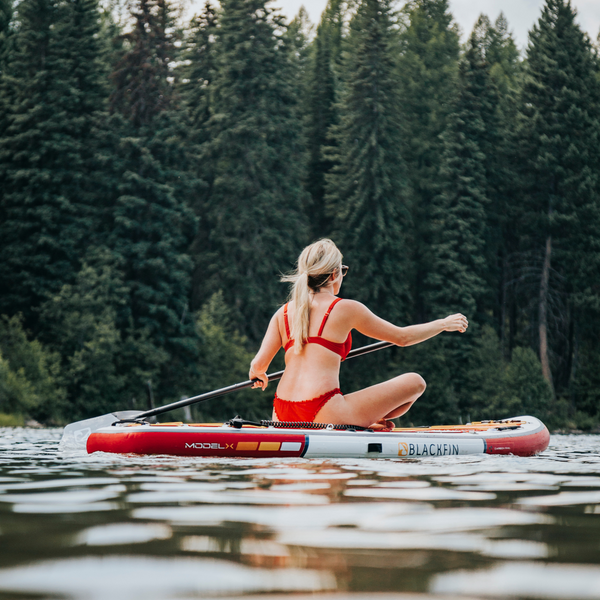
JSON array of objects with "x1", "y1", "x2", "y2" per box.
[{"x1": 59, "y1": 410, "x2": 143, "y2": 450}]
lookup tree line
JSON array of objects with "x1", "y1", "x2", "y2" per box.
[{"x1": 0, "y1": 0, "x2": 598, "y2": 430}]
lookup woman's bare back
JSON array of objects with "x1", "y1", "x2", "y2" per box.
[{"x1": 275, "y1": 294, "x2": 350, "y2": 401}]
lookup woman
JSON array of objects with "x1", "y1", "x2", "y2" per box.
[{"x1": 249, "y1": 239, "x2": 468, "y2": 428}]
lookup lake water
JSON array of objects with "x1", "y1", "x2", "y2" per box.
[{"x1": 0, "y1": 428, "x2": 599, "y2": 600}]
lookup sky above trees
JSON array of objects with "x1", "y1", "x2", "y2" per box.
[{"x1": 267, "y1": 0, "x2": 600, "y2": 48}]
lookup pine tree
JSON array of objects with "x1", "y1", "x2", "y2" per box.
[
  {"x1": 97, "y1": 0, "x2": 127, "y2": 80},
  {"x1": 177, "y1": 2, "x2": 217, "y2": 311},
  {"x1": 396, "y1": 0, "x2": 460, "y2": 321},
  {"x1": 412, "y1": 22, "x2": 500, "y2": 423},
  {"x1": 106, "y1": 0, "x2": 199, "y2": 400},
  {"x1": 321, "y1": 0, "x2": 414, "y2": 398},
  {"x1": 195, "y1": 0, "x2": 308, "y2": 342},
  {"x1": 514, "y1": 0, "x2": 600, "y2": 398},
  {"x1": 326, "y1": 0, "x2": 412, "y2": 325},
  {"x1": 304, "y1": 0, "x2": 343, "y2": 237},
  {"x1": 424, "y1": 23, "x2": 498, "y2": 323},
  {"x1": 285, "y1": 6, "x2": 313, "y2": 78},
  {"x1": 478, "y1": 14, "x2": 522, "y2": 353},
  {"x1": 320, "y1": 0, "x2": 345, "y2": 64},
  {"x1": 110, "y1": 0, "x2": 174, "y2": 127},
  {"x1": 178, "y1": 0, "x2": 217, "y2": 143},
  {"x1": 485, "y1": 13, "x2": 520, "y2": 95},
  {"x1": 284, "y1": 7, "x2": 313, "y2": 220},
  {"x1": 0, "y1": 0, "x2": 108, "y2": 332}
]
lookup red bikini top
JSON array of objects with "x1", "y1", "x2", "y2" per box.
[{"x1": 283, "y1": 297, "x2": 352, "y2": 360}]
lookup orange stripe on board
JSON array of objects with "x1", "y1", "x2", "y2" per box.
[
  {"x1": 236, "y1": 442, "x2": 258, "y2": 451},
  {"x1": 259, "y1": 442, "x2": 280, "y2": 451}
]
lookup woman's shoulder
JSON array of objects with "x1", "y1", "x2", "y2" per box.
[
  {"x1": 329, "y1": 298, "x2": 368, "y2": 320},
  {"x1": 333, "y1": 298, "x2": 375, "y2": 323},
  {"x1": 334, "y1": 298, "x2": 365, "y2": 311}
]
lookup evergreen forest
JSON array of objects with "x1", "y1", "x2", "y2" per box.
[{"x1": 0, "y1": 0, "x2": 599, "y2": 431}]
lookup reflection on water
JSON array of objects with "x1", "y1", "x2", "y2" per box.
[{"x1": 0, "y1": 428, "x2": 599, "y2": 599}]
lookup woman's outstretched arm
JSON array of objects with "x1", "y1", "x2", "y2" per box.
[
  {"x1": 349, "y1": 301, "x2": 468, "y2": 347},
  {"x1": 249, "y1": 309, "x2": 283, "y2": 390}
]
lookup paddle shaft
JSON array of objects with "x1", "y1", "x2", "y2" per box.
[{"x1": 135, "y1": 340, "x2": 395, "y2": 420}]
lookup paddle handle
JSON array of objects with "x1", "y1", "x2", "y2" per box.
[{"x1": 136, "y1": 340, "x2": 395, "y2": 420}]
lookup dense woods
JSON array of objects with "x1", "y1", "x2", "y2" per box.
[{"x1": 0, "y1": 0, "x2": 599, "y2": 430}]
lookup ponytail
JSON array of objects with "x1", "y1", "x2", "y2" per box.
[
  {"x1": 289, "y1": 272, "x2": 311, "y2": 350},
  {"x1": 281, "y1": 239, "x2": 343, "y2": 354}
]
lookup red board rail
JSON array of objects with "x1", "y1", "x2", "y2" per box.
[{"x1": 87, "y1": 429, "x2": 307, "y2": 458}]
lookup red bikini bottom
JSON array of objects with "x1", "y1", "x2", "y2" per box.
[{"x1": 273, "y1": 388, "x2": 342, "y2": 422}]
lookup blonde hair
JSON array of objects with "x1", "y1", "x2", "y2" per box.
[{"x1": 281, "y1": 239, "x2": 343, "y2": 354}]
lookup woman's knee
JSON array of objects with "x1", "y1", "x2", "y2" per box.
[{"x1": 405, "y1": 372, "x2": 426, "y2": 396}]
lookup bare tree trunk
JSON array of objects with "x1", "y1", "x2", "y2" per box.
[{"x1": 539, "y1": 234, "x2": 555, "y2": 395}]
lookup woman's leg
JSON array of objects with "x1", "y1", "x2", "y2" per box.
[{"x1": 314, "y1": 373, "x2": 426, "y2": 428}]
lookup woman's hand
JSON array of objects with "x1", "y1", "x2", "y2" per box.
[
  {"x1": 249, "y1": 367, "x2": 268, "y2": 391},
  {"x1": 443, "y1": 313, "x2": 469, "y2": 333}
]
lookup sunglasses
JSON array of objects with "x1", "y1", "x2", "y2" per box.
[{"x1": 340, "y1": 265, "x2": 349, "y2": 277}]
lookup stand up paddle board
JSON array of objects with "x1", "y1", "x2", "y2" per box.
[{"x1": 86, "y1": 415, "x2": 549, "y2": 458}]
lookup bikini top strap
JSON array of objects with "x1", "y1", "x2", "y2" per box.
[
  {"x1": 283, "y1": 303, "x2": 291, "y2": 340},
  {"x1": 317, "y1": 297, "x2": 343, "y2": 337}
]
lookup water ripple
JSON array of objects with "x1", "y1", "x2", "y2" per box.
[{"x1": 0, "y1": 427, "x2": 598, "y2": 600}]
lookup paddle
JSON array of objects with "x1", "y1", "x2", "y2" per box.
[{"x1": 59, "y1": 340, "x2": 394, "y2": 448}]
